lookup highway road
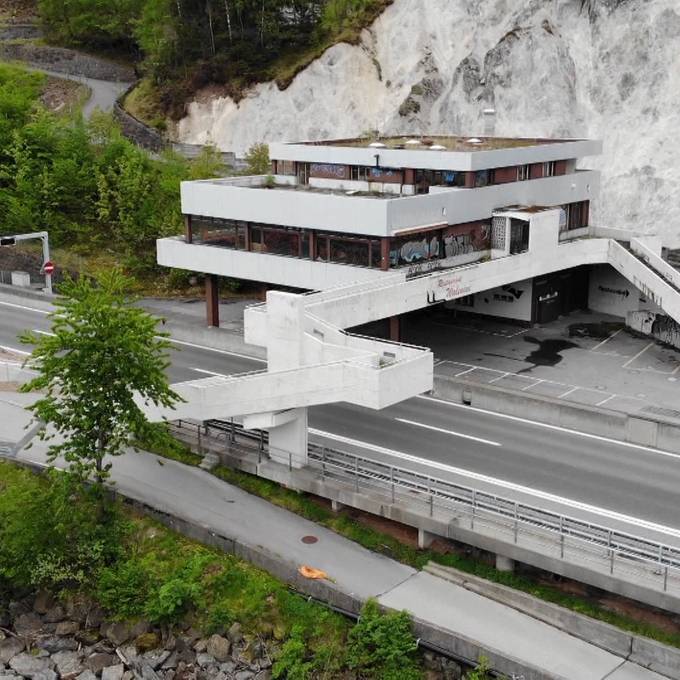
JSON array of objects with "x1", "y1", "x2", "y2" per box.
[{"x1": 3, "y1": 295, "x2": 680, "y2": 544}]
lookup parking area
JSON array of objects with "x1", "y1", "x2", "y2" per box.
[{"x1": 403, "y1": 310, "x2": 680, "y2": 418}]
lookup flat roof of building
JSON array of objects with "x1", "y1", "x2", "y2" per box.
[{"x1": 305, "y1": 135, "x2": 567, "y2": 152}]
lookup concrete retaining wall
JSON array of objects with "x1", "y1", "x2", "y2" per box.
[
  {"x1": 433, "y1": 374, "x2": 680, "y2": 454},
  {"x1": 424, "y1": 562, "x2": 680, "y2": 679}
]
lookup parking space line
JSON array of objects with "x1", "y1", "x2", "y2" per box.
[
  {"x1": 455, "y1": 367, "x2": 476, "y2": 377},
  {"x1": 622, "y1": 342, "x2": 654, "y2": 369},
  {"x1": 558, "y1": 386, "x2": 579, "y2": 398},
  {"x1": 595, "y1": 394, "x2": 616, "y2": 407},
  {"x1": 521, "y1": 379, "x2": 544, "y2": 391},
  {"x1": 488, "y1": 372, "x2": 510, "y2": 384},
  {"x1": 591, "y1": 328, "x2": 622, "y2": 352}
]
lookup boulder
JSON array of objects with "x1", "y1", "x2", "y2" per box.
[
  {"x1": 75, "y1": 630, "x2": 100, "y2": 647},
  {"x1": 14, "y1": 612, "x2": 44, "y2": 636},
  {"x1": 103, "y1": 623, "x2": 132, "y2": 648},
  {"x1": 0, "y1": 638, "x2": 25, "y2": 665},
  {"x1": 76, "y1": 672, "x2": 97, "y2": 680},
  {"x1": 195, "y1": 653, "x2": 216, "y2": 668},
  {"x1": 142, "y1": 650, "x2": 170, "y2": 671},
  {"x1": 192, "y1": 639, "x2": 207, "y2": 653},
  {"x1": 134, "y1": 633, "x2": 160, "y2": 653},
  {"x1": 43, "y1": 606, "x2": 65, "y2": 624},
  {"x1": 51, "y1": 651, "x2": 84, "y2": 678},
  {"x1": 31, "y1": 671, "x2": 57, "y2": 680},
  {"x1": 84, "y1": 607, "x2": 105, "y2": 630},
  {"x1": 226, "y1": 623, "x2": 243, "y2": 645},
  {"x1": 206, "y1": 635, "x2": 230, "y2": 663},
  {"x1": 33, "y1": 592, "x2": 56, "y2": 616},
  {"x1": 234, "y1": 671, "x2": 254, "y2": 680},
  {"x1": 101, "y1": 664, "x2": 125, "y2": 680},
  {"x1": 37, "y1": 636, "x2": 79, "y2": 654},
  {"x1": 9, "y1": 652, "x2": 53, "y2": 678},
  {"x1": 55, "y1": 621, "x2": 80, "y2": 637},
  {"x1": 85, "y1": 652, "x2": 117, "y2": 675}
]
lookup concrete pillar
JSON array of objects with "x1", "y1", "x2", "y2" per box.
[
  {"x1": 418, "y1": 528, "x2": 436, "y2": 550},
  {"x1": 184, "y1": 215, "x2": 193, "y2": 243},
  {"x1": 389, "y1": 316, "x2": 401, "y2": 343},
  {"x1": 266, "y1": 292, "x2": 309, "y2": 468},
  {"x1": 269, "y1": 408, "x2": 308, "y2": 469},
  {"x1": 205, "y1": 274, "x2": 219, "y2": 327},
  {"x1": 331, "y1": 499, "x2": 344, "y2": 512},
  {"x1": 495, "y1": 554, "x2": 515, "y2": 572}
]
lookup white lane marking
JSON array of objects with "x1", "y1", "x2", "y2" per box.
[
  {"x1": 0, "y1": 300, "x2": 50, "y2": 314},
  {"x1": 595, "y1": 394, "x2": 616, "y2": 407},
  {"x1": 310, "y1": 428, "x2": 680, "y2": 539},
  {"x1": 0, "y1": 343, "x2": 30, "y2": 356},
  {"x1": 416, "y1": 394, "x2": 680, "y2": 460},
  {"x1": 33, "y1": 329, "x2": 55, "y2": 336},
  {"x1": 394, "y1": 418, "x2": 501, "y2": 447},
  {"x1": 190, "y1": 367, "x2": 229, "y2": 378},
  {"x1": 591, "y1": 328, "x2": 622, "y2": 352},
  {"x1": 166, "y1": 337, "x2": 266, "y2": 362},
  {"x1": 455, "y1": 367, "x2": 476, "y2": 377},
  {"x1": 487, "y1": 372, "x2": 510, "y2": 385},
  {"x1": 557, "y1": 386, "x2": 579, "y2": 398},
  {"x1": 622, "y1": 341, "x2": 654, "y2": 369},
  {"x1": 521, "y1": 379, "x2": 543, "y2": 391}
]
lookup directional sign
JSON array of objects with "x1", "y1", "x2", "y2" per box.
[{"x1": 43, "y1": 261, "x2": 55, "y2": 275}]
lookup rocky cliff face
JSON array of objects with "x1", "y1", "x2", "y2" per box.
[{"x1": 178, "y1": 0, "x2": 680, "y2": 245}]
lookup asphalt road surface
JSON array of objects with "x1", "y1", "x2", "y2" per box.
[{"x1": 3, "y1": 296, "x2": 680, "y2": 544}]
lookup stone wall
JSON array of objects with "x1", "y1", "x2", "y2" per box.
[
  {"x1": 112, "y1": 89, "x2": 165, "y2": 153},
  {"x1": 0, "y1": 43, "x2": 134, "y2": 81}
]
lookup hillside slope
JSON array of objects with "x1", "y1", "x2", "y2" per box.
[{"x1": 178, "y1": 0, "x2": 680, "y2": 245}]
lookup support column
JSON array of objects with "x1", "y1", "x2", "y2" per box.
[
  {"x1": 495, "y1": 554, "x2": 515, "y2": 573},
  {"x1": 184, "y1": 215, "x2": 193, "y2": 243},
  {"x1": 380, "y1": 238, "x2": 390, "y2": 271},
  {"x1": 266, "y1": 292, "x2": 309, "y2": 468},
  {"x1": 417, "y1": 528, "x2": 436, "y2": 549},
  {"x1": 205, "y1": 274, "x2": 219, "y2": 328},
  {"x1": 389, "y1": 316, "x2": 401, "y2": 343}
]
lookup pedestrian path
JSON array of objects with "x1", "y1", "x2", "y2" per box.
[{"x1": 0, "y1": 401, "x2": 666, "y2": 680}]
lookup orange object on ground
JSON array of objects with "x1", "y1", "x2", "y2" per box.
[{"x1": 298, "y1": 565, "x2": 329, "y2": 580}]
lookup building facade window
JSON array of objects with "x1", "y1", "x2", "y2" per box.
[
  {"x1": 565, "y1": 201, "x2": 589, "y2": 230},
  {"x1": 517, "y1": 164, "x2": 531, "y2": 181},
  {"x1": 543, "y1": 161, "x2": 556, "y2": 177}
]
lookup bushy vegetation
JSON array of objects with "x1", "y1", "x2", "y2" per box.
[
  {"x1": 0, "y1": 461, "x2": 424, "y2": 678},
  {"x1": 0, "y1": 62, "x2": 225, "y2": 278},
  {"x1": 37, "y1": 0, "x2": 392, "y2": 118}
]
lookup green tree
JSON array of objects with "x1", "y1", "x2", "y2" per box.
[
  {"x1": 244, "y1": 142, "x2": 270, "y2": 175},
  {"x1": 21, "y1": 269, "x2": 181, "y2": 488}
]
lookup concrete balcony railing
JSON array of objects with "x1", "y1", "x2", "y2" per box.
[{"x1": 179, "y1": 170, "x2": 600, "y2": 238}]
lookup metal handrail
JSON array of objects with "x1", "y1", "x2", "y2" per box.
[
  {"x1": 306, "y1": 444, "x2": 680, "y2": 576},
  {"x1": 169, "y1": 420, "x2": 680, "y2": 591}
]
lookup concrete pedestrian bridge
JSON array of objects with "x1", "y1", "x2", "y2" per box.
[{"x1": 141, "y1": 210, "x2": 680, "y2": 469}]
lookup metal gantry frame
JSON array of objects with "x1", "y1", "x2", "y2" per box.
[{"x1": 0, "y1": 231, "x2": 52, "y2": 294}]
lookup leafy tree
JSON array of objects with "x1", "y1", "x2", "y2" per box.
[
  {"x1": 244, "y1": 142, "x2": 270, "y2": 175},
  {"x1": 21, "y1": 269, "x2": 181, "y2": 489}
]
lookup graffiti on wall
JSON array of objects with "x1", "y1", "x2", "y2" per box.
[
  {"x1": 428, "y1": 273, "x2": 472, "y2": 303},
  {"x1": 390, "y1": 236, "x2": 439, "y2": 266},
  {"x1": 443, "y1": 223, "x2": 490, "y2": 257},
  {"x1": 369, "y1": 167, "x2": 402, "y2": 182},
  {"x1": 310, "y1": 163, "x2": 348, "y2": 179}
]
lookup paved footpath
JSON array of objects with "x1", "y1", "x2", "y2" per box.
[{"x1": 0, "y1": 400, "x2": 663, "y2": 680}]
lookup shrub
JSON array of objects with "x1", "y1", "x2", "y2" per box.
[
  {"x1": 346, "y1": 599, "x2": 421, "y2": 679},
  {"x1": 0, "y1": 465, "x2": 127, "y2": 592}
]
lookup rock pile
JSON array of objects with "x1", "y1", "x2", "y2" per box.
[{"x1": 0, "y1": 593, "x2": 273, "y2": 680}]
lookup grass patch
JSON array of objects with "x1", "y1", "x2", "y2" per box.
[
  {"x1": 123, "y1": 77, "x2": 165, "y2": 130},
  {"x1": 133, "y1": 423, "x2": 203, "y2": 467},
  {"x1": 212, "y1": 466, "x2": 680, "y2": 650}
]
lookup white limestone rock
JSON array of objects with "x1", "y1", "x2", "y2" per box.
[{"x1": 177, "y1": 0, "x2": 680, "y2": 246}]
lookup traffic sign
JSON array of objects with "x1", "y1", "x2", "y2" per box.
[{"x1": 43, "y1": 261, "x2": 55, "y2": 275}]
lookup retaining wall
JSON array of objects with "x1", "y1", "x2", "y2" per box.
[
  {"x1": 424, "y1": 562, "x2": 680, "y2": 680},
  {"x1": 0, "y1": 43, "x2": 134, "y2": 81},
  {"x1": 433, "y1": 374, "x2": 680, "y2": 454}
]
